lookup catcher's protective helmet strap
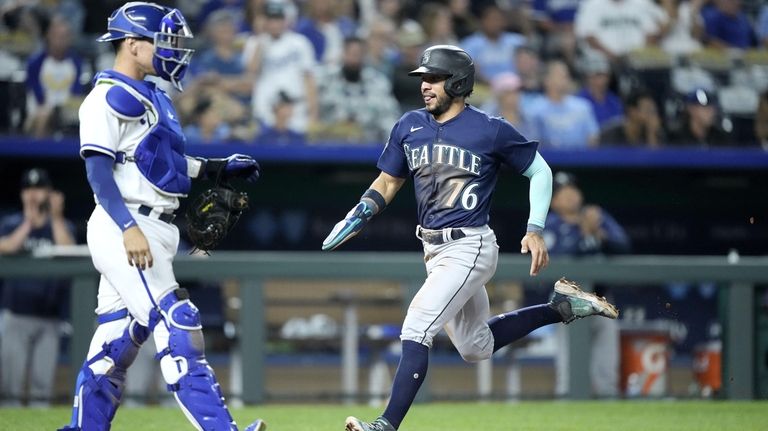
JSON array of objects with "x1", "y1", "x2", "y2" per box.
[{"x1": 409, "y1": 45, "x2": 475, "y2": 98}]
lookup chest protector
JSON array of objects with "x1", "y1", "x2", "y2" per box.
[{"x1": 97, "y1": 71, "x2": 191, "y2": 196}]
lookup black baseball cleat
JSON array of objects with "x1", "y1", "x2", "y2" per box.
[
  {"x1": 549, "y1": 278, "x2": 619, "y2": 324},
  {"x1": 345, "y1": 416, "x2": 396, "y2": 431}
]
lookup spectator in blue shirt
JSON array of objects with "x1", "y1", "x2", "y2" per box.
[
  {"x1": 528, "y1": 60, "x2": 600, "y2": 148},
  {"x1": 460, "y1": 4, "x2": 527, "y2": 84},
  {"x1": 576, "y1": 56, "x2": 624, "y2": 130},
  {"x1": 480, "y1": 72, "x2": 534, "y2": 138},
  {"x1": 0, "y1": 168, "x2": 75, "y2": 406},
  {"x1": 188, "y1": 9, "x2": 252, "y2": 103},
  {"x1": 182, "y1": 96, "x2": 232, "y2": 144},
  {"x1": 544, "y1": 171, "x2": 631, "y2": 256},
  {"x1": 294, "y1": 0, "x2": 345, "y2": 65},
  {"x1": 701, "y1": 0, "x2": 756, "y2": 49},
  {"x1": 25, "y1": 15, "x2": 84, "y2": 138}
]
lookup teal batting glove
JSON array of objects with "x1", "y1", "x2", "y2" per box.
[{"x1": 322, "y1": 201, "x2": 374, "y2": 251}]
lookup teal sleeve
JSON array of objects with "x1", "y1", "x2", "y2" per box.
[{"x1": 522, "y1": 152, "x2": 552, "y2": 232}]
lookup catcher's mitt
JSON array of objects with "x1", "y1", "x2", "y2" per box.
[{"x1": 186, "y1": 183, "x2": 249, "y2": 252}]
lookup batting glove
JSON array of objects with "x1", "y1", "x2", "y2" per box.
[
  {"x1": 203, "y1": 154, "x2": 261, "y2": 182},
  {"x1": 322, "y1": 201, "x2": 374, "y2": 251}
]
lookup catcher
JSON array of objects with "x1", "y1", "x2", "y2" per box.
[{"x1": 59, "y1": 3, "x2": 263, "y2": 430}]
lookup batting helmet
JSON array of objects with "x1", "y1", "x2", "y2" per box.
[
  {"x1": 97, "y1": 2, "x2": 194, "y2": 91},
  {"x1": 409, "y1": 45, "x2": 475, "y2": 98}
]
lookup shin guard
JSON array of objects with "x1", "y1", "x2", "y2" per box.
[
  {"x1": 152, "y1": 289, "x2": 237, "y2": 431},
  {"x1": 59, "y1": 311, "x2": 149, "y2": 431}
]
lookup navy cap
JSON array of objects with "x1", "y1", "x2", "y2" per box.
[
  {"x1": 685, "y1": 88, "x2": 717, "y2": 107},
  {"x1": 553, "y1": 171, "x2": 577, "y2": 193},
  {"x1": 21, "y1": 168, "x2": 52, "y2": 189}
]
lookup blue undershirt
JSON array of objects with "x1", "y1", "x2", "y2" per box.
[{"x1": 84, "y1": 152, "x2": 136, "y2": 231}]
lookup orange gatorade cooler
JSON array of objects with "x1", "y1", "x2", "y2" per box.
[
  {"x1": 692, "y1": 340, "x2": 722, "y2": 397},
  {"x1": 620, "y1": 329, "x2": 670, "y2": 397}
]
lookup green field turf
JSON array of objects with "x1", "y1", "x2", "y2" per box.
[{"x1": 3, "y1": 401, "x2": 767, "y2": 431}]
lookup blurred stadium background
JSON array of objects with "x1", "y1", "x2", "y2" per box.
[{"x1": 1, "y1": 0, "x2": 767, "y2": 428}]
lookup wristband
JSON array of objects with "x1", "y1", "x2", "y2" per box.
[
  {"x1": 361, "y1": 189, "x2": 387, "y2": 216},
  {"x1": 526, "y1": 223, "x2": 544, "y2": 234}
]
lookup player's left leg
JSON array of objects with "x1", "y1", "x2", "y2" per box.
[
  {"x1": 488, "y1": 278, "x2": 619, "y2": 353},
  {"x1": 151, "y1": 288, "x2": 266, "y2": 431}
]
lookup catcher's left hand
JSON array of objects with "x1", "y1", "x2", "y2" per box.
[
  {"x1": 186, "y1": 184, "x2": 249, "y2": 252},
  {"x1": 203, "y1": 154, "x2": 261, "y2": 183}
]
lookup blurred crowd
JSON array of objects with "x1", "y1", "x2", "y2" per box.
[{"x1": 1, "y1": 0, "x2": 768, "y2": 148}]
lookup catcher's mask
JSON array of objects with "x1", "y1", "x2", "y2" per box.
[
  {"x1": 97, "y1": 2, "x2": 194, "y2": 91},
  {"x1": 185, "y1": 184, "x2": 248, "y2": 252}
]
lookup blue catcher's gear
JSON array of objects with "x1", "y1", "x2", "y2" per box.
[
  {"x1": 59, "y1": 312, "x2": 150, "y2": 431},
  {"x1": 97, "y1": 2, "x2": 194, "y2": 91},
  {"x1": 96, "y1": 70, "x2": 192, "y2": 196},
  {"x1": 150, "y1": 289, "x2": 238, "y2": 430}
]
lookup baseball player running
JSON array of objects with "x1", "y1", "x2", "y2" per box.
[
  {"x1": 323, "y1": 45, "x2": 618, "y2": 431},
  {"x1": 59, "y1": 3, "x2": 264, "y2": 430}
]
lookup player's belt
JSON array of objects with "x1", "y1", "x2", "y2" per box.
[
  {"x1": 416, "y1": 226, "x2": 467, "y2": 245},
  {"x1": 138, "y1": 205, "x2": 176, "y2": 224}
]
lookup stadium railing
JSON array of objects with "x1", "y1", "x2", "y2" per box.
[{"x1": 0, "y1": 252, "x2": 765, "y2": 402}]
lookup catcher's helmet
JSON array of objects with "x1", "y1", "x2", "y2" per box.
[
  {"x1": 409, "y1": 45, "x2": 475, "y2": 98},
  {"x1": 97, "y1": 2, "x2": 194, "y2": 91}
]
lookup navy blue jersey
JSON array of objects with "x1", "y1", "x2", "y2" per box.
[
  {"x1": 543, "y1": 210, "x2": 631, "y2": 256},
  {"x1": 378, "y1": 105, "x2": 538, "y2": 229},
  {"x1": 0, "y1": 213, "x2": 73, "y2": 317}
]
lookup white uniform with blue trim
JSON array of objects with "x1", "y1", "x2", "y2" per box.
[
  {"x1": 61, "y1": 4, "x2": 264, "y2": 430},
  {"x1": 79, "y1": 72, "x2": 182, "y2": 326}
]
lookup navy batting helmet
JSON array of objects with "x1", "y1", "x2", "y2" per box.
[
  {"x1": 97, "y1": 2, "x2": 194, "y2": 91},
  {"x1": 409, "y1": 45, "x2": 475, "y2": 98}
]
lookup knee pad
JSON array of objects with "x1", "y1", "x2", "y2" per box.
[
  {"x1": 152, "y1": 289, "x2": 236, "y2": 431},
  {"x1": 59, "y1": 312, "x2": 149, "y2": 431}
]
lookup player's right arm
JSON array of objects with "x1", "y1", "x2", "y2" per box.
[
  {"x1": 321, "y1": 172, "x2": 405, "y2": 251},
  {"x1": 79, "y1": 85, "x2": 153, "y2": 269},
  {"x1": 368, "y1": 171, "x2": 406, "y2": 204},
  {"x1": 322, "y1": 118, "x2": 409, "y2": 251}
]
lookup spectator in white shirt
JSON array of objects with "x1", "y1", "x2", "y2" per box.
[
  {"x1": 575, "y1": 0, "x2": 667, "y2": 62},
  {"x1": 659, "y1": 0, "x2": 705, "y2": 55},
  {"x1": 244, "y1": 1, "x2": 318, "y2": 134}
]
